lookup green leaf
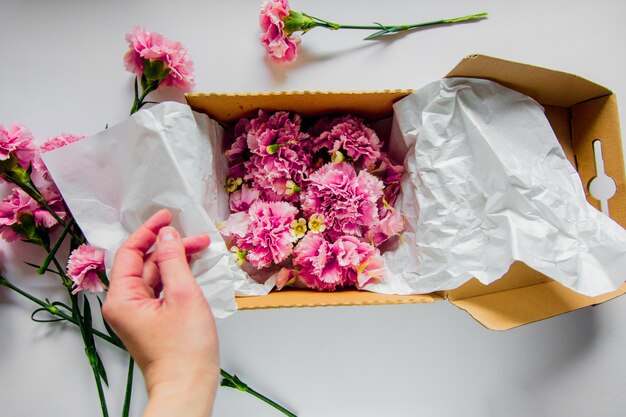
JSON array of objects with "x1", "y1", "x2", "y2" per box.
[{"x1": 98, "y1": 298, "x2": 122, "y2": 346}]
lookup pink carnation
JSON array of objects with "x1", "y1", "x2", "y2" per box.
[
  {"x1": 229, "y1": 186, "x2": 260, "y2": 212},
  {"x1": 301, "y1": 163, "x2": 383, "y2": 239},
  {"x1": 67, "y1": 244, "x2": 106, "y2": 294},
  {"x1": 124, "y1": 26, "x2": 195, "y2": 91},
  {"x1": 293, "y1": 233, "x2": 342, "y2": 291},
  {"x1": 33, "y1": 133, "x2": 85, "y2": 180},
  {"x1": 0, "y1": 124, "x2": 36, "y2": 171},
  {"x1": 221, "y1": 201, "x2": 298, "y2": 269},
  {"x1": 259, "y1": 0, "x2": 300, "y2": 63},
  {"x1": 312, "y1": 116, "x2": 382, "y2": 169},
  {"x1": 367, "y1": 206, "x2": 404, "y2": 246},
  {"x1": 370, "y1": 156, "x2": 405, "y2": 206},
  {"x1": 293, "y1": 234, "x2": 385, "y2": 291},
  {"x1": 242, "y1": 111, "x2": 311, "y2": 200},
  {"x1": 0, "y1": 187, "x2": 66, "y2": 242}
]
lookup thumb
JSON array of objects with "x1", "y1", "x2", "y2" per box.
[{"x1": 156, "y1": 226, "x2": 197, "y2": 298}]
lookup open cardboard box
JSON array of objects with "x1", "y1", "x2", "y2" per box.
[{"x1": 186, "y1": 54, "x2": 626, "y2": 330}]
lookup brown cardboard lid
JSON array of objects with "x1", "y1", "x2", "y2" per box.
[
  {"x1": 447, "y1": 54, "x2": 612, "y2": 107},
  {"x1": 236, "y1": 288, "x2": 440, "y2": 309},
  {"x1": 186, "y1": 90, "x2": 412, "y2": 124}
]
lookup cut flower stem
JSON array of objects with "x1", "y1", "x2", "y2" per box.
[{"x1": 302, "y1": 12, "x2": 488, "y2": 40}]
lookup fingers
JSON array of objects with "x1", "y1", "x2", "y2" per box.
[
  {"x1": 111, "y1": 209, "x2": 173, "y2": 280},
  {"x1": 156, "y1": 226, "x2": 198, "y2": 299},
  {"x1": 143, "y1": 234, "x2": 211, "y2": 291}
]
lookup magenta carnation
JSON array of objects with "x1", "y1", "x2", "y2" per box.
[
  {"x1": 67, "y1": 244, "x2": 106, "y2": 294},
  {"x1": 293, "y1": 234, "x2": 385, "y2": 291},
  {"x1": 312, "y1": 115, "x2": 382, "y2": 169},
  {"x1": 367, "y1": 206, "x2": 404, "y2": 246},
  {"x1": 293, "y1": 233, "x2": 342, "y2": 291},
  {"x1": 33, "y1": 133, "x2": 85, "y2": 180},
  {"x1": 221, "y1": 201, "x2": 298, "y2": 269},
  {"x1": 0, "y1": 187, "x2": 66, "y2": 242},
  {"x1": 370, "y1": 156, "x2": 405, "y2": 206},
  {"x1": 124, "y1": 26, "x2": 195, "y2": 91},
  {"x1": 229, "y1": 186, "x2": 260, "y2": 212},
  {"x1": 301, "y1": 163, "x2": 383, "y2": 238},
  {"x1": 240, "y1": 111, "x2": 311, "y2": 200},
  {"x1": 0, "y1": 124, "x2": 36, "y2": 171},
  {"x1": 259, "y1": 0, "x2": 300, "y2": 63}
]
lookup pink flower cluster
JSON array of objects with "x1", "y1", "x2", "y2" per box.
[
  {"x1": 0, "y1": 128, "x2": 75, "y2": 241},
  {"x1": 220, "y1": 111, "x2": 405, "y2": 291},
  {"x1": 124, "y1": 26, "x2": 195, "y2": 91}
]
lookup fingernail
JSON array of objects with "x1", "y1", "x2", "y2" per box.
[{"x1": 159, "y1": 226, "x2": 178, "y2": 241}]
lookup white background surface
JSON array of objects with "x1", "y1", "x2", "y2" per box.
[{"x1": 1, "y1": 1, "x2": 626, "y2": 416}]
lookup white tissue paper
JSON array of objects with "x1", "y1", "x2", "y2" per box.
[
  {"x1": 42, "y1": 102, "x2": 273, "y2": 318},
  {"x1": 43, "y1": 79, "x2": 626, "y2": 318},
  {"x1": 377, "y1": 77, "x2": 626, "y2": 296}
]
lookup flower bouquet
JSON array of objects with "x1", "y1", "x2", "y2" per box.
[{"x1": 220, "y1": 110, "x2": 405, "y2": 292}]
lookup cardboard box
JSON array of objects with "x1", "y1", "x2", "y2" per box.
[{"x1": 186, "y1": 54, "x2": 626, "y2": 330}]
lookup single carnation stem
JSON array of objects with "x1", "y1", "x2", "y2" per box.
[
  {"x1": 303, "y1": 12, "x2": 488, "y2": 40},
  {"x1": 130, "y1": 79, "x2": 160, "y2": 115},
  {"x1": 1, "y1": 274, "x2": 297, "y2": 416},
  {"x1": 122, "y1": 358, "x2": 134, "y2": 417},
  {"x1": 220, "y1": 370, "x2": 297, "y2": 417},
  {"x1": 37, "y1": 217, "x2": 74, "y2": 275}
]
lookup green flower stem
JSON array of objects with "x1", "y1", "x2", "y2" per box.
[
  {"x1": 303, "y1": 12, "x2": 488, "y2": 39},
  {"x1": 130, "y1": 80, "x2": 160, "y2": 115},
  {"x1": 1, "y1": 275, "x2": 296, "y2": 416},
  {"x1": 122, "y1": 358, "x2": 135, "y2": 417},
  {"x1": 90, "y1": 359, "x2": 110, "y2": 417},
  {"x1": 220, "y1": 370, "x2": 297, "y2": 417},
  {"x1": 0, "y1": 275, "x2": 121, "y2": 348},
  {"x1": 37, "y1": 218, "x2": 74, "y2": 275}
]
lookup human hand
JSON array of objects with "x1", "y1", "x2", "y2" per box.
[{"x1": 102, "y1": 209, "x2": 219, "y2": 417}]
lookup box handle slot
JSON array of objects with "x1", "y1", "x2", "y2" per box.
[{"x1": 588, "y1": 139, "x2": 617, "y2": 215}]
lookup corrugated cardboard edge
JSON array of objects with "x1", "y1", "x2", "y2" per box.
[
  {"x1": 236, "y1": 289, "x2": 440, "y2": 310},
  {"x1": 186, "y1": 90, "x2": 413, "y2": 124}
]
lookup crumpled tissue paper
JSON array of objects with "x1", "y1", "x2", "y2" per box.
[
  {"x1": 42, "y1": 103, "x2": 272, "y2": 318},
  {"x1": 373, "y1": 77, "x2": 626, "y2": 296}
]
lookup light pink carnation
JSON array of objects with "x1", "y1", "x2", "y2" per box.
[
  {"x1": 293, "y1": 233, "x2": 342, "y2": 291},
  {"x1": 312, "y1": 115, "x2": 382, "y2": 169},
  {"x1": 0, "y1": 124, "x2": 36, "y2": 171},
  {"x1": 67, "y1": 244, "x2": 106, "y2": 294},
  {"x1": 221, "y1": 201, "x2": 298, "y2": 269},
  {"x1": 259, "y1": 0, "x2": 300, "y2": 63},
  {"x1": 242, "y1": 111, "x2": 311, "y2": 200},
  {"x1": 293, "y1": 234, "x2": 385, "y2": 291},
  {"x1": 0, "y1": 187, "x2": 66, "y2": 242},
  {"x1": 124, "y1": 26, "x2": 195, "y2": 91},
  {"x1": 301, "y1": 163, "x2": 383, "y2": 239},
  {"x1": 33, "y1": 133, "x2": 85, "y2": 180},
  {"x1": 367, "y1": 206, "x2": 404, "y2": 246}
]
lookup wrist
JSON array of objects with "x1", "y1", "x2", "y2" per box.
[{"x1": 144, "y1": 370, "x2": 219, "y2": 417}]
